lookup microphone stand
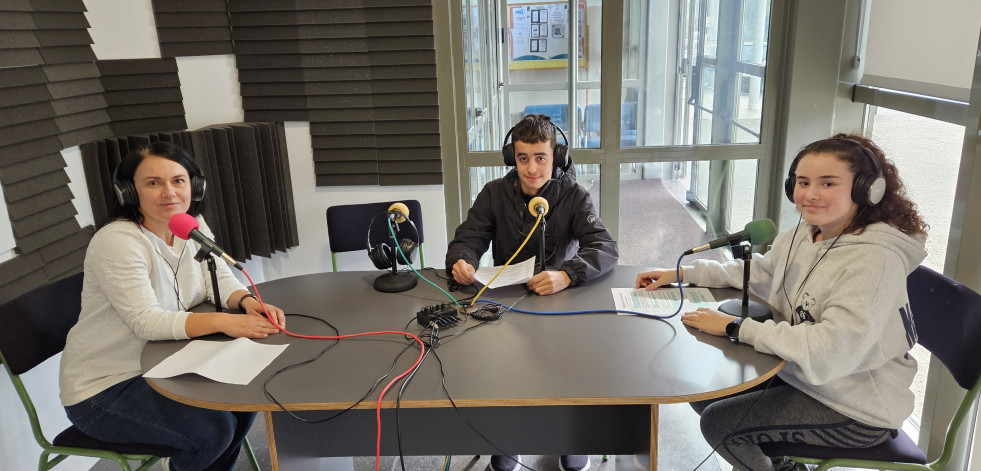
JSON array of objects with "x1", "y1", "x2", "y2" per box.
[
  {"x1": 373, "y1": 219, "x2": 418, "y2": 293},
  {"x1": 194, "y1": 247, "x2": 222, "y2": 312},
  {"x1": 717, "y1": 241, "x2": 772, "y2": 321},
  {"x1": 536, "y1": 219, "x2": 546, "y2": 274}
]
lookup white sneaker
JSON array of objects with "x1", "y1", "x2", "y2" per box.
[{"x1": 160, "y1": 457, "x2": 171, "y2": 471}]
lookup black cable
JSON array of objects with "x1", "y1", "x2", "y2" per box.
[
  {"x1": 396, "y1": 336, "x2": 431, "y2": 471},
  {"x1": 261, "y1": 313, "x2": 416, "y2": 424},
  {"x1": 688, "y1": 375, "x2": 777, "y2": 471},
  {"x1": 429, "y1": 346, "x2": 539, "y2": 471}
]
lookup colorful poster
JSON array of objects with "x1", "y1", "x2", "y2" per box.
[{"x1": 508, "y1": 2, "x2": 586, "y2": 69}]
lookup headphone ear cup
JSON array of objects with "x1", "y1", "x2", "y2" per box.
[
  {"x1": 784, "y1": 175, "x2": 796, "y2": 203},
  {"x1": 113, "y1": 180, "x2": 138, "y2": 208},
  {"x1": 553, "y1": 144, "x2": 568, "y2": 168},
  {"x1": 191, "y1": 175, "x2": 206, "y2": 202},
  {"x1": 369, "y1": 243, "x2": 393, "y2": 270},
  {"x1": 397, "y1": 238, "x2": 416, "y2": 265},
  {"x1": 502, "y1": 143, "x2": 516, "y2": 166},
  {"x1": 851, "y1": 173, "x2": 873, "y2": 206}
]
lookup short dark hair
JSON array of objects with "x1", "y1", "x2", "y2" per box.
[
  {"x1": 510, "y1": 113, "x2": 557, "y2": 148},
  {"x1": 108, "y1": 141, "x2": 206, "y2": 226}
]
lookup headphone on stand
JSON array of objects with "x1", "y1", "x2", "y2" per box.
[
  {"x1": 366, "y1": 208, "x2": 419, "y2": 270},
  {"x1": 113, "y1": 159, "x2": 207, "y2": 208},
  {"x1": 502, "y1": 118, "x2": 571, "y2": 168},
  {"x1": 784, "y1": 137, "x2": 886, "y2": 206}
]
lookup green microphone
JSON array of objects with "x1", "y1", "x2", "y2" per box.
[{"x1": 684, "y1": 218, "x2": 777, "y2": 255}]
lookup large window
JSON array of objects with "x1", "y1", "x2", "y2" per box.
[
  {"x1": 457, "y1": 0, "x2": 778, "y2": 255},
  {"x1": 868, "y1": 106, "x2": 966, "y2": 437}
]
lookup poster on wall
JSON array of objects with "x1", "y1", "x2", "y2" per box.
[{"x1": 508, "y1": 2, "x2": 586, "y2": 70}]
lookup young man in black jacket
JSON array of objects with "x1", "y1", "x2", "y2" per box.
[{"x1": 445, "y1": 115, "x2": 618, "y2": 470}]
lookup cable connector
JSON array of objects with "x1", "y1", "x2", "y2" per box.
[{"x1": 417, "y1": 303, "x2": 460, "y2": 327}]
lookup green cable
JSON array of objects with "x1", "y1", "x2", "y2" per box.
[{"x1": 389, "y1": 219, "x2": 461, "y2": 307}]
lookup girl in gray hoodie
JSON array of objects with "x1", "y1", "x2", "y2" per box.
[{"x1": 636, "y1": 134, "x2": 928, "y2": 471}]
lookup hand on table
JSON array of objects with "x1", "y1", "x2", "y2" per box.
[
  {"x1": 526, "y1": 270, "x2": 571, "y2": 296},
  {"x1": 242, "y1": 297, "x2": 286, "y2": 329},
  {"x1": 680, "y1": 307, "x2": 736, "y2": 337}
]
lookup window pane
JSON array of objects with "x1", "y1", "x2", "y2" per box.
[
  {"x1": 618, "y1": 160, "x2": 756, "y2": 267},
  {"x1": 504, "y1": 1, "x2": 600, "y2": 148},
  {"x1": 622, "y1": 0, "x2": 770, "y2": 147},
  {"x1": 868, "y1": 105, "x2": 965, "y2": 439},
  {"x1": 728, "y1": 159, "x2": 758, "y2": 231}
]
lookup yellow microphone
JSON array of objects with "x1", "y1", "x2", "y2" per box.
[
  {"x1": 528, "y1": 196, "x2": 549, "y2": 216},
  {"x1": 388, "y1": 202, "x2": 409, "y2": 223}
]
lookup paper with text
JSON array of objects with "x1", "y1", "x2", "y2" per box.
[
  {"x1": 144, "y1": 337, "x2": 288, "y2": 385},
  {"x1": 611, "y1": 287, "x2": 717, "y2": 317},
  {"x1": 474, "y1": 257, "x2": 536, "y2": 289}
]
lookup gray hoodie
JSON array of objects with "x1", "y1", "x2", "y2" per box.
[{"x1": 684, "y1": 221, "x2": 927, "y2": 428}]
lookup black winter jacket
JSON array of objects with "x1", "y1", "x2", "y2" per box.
[{"x1": 445, "y1": 164, "x2": 618, "y2": 287}]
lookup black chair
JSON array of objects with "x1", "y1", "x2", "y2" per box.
[
  {"x1": 326, "y1": 199, "x2": 425, "y2": 272},
  {"x1": 758, "y1": 265, "x2": 981, "y2": 471},
  {"x1": 0, "y1": 273, "x2": 260, "y2": 471}
]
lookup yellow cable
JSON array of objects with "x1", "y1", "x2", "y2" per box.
[{"x1": 469, "y1": 212, "x2": 543, "y2": 306}]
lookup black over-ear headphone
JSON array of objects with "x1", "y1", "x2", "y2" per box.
[
  {"x1": 113, "y1": 159, "x2": 207, "y2": 208},
  {"x1": 502, "y1": 120, "x2": 570, "y2": 168},
  {"x1": 366, "y1": 211, "x2": 420, "y2": 270},
  {"x1": 784, "y1": 138, "x2": 885, "y2": 206}
]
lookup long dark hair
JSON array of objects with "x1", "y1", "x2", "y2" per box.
[
  {"x1": 107, "y1": 141, "x2": 205, "y2": 226},
  {"x1": 788, "y1": 133, "x2": 928, "y2": 236}
]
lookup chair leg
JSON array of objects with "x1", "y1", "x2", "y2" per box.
[{"x1": 243, "y1": 436, "x2": 261, "y2": 471}]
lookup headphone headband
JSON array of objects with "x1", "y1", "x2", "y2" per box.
[
  {"x1": 784, "y1": 137, "x2": 886, "y2": 206},
  {"x1": 366, "y1": 209, "x2": 420, "y2": 269},
  {"x1": 502, "y1": 118, "x2": 570, "y2": 168},
  {"x1": 112, "y1": 155, "x2": 206, "y2": 208}
]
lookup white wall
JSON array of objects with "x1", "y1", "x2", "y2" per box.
[{"x1": 1, "y1": 1, "x2": 448, "y2": 469}]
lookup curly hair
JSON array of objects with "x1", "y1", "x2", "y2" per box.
[
  {"x1": 788, "y1": 133, "x2": 928, "y2": 236},
  {"x1": 509, "y1": 113, "x2": 557, "y2": 147}
]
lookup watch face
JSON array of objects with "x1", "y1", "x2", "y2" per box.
[{"x1": 726, "y1": 321, "x2": 737, "y2": 337}]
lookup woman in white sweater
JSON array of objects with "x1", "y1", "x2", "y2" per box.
[
  {"x1": 60, "y1": 141, "x2": 286, "y2": 471},
  {"x1": 636, "y1": 134, "x2": 928, "y2": 471}
]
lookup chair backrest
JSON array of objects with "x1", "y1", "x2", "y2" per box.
[
  {"x1": 907, "y1": 265, "x2": 981, "y2": 390},
  {"x1": 325, "y1": 200, "x2": 425, "y2": 254},
  {"x1": 0, "y1": 273, "x2": 84, "y2": 375}
]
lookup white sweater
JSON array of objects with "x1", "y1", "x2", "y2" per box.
[
  {"x1": 60, "y1": 219, "x2": 245, "y2": 406},
  {"x1": 683, "y1": 222, "x2": 927, "y2": 428}
]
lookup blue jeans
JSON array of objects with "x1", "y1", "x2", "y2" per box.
[{"x1": 65, "y1": 376, "x2": 255, "y2": 471}]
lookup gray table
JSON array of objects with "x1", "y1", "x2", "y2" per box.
[{"x1": 141, "y1": 266, "x2": 783, "y2": 471}]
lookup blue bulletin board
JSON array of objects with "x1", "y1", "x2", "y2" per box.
[{"x1": 508, "y1": 2, "x2": 587, "y2": 70}]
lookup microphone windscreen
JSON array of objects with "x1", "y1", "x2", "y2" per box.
[
  {"x1": 528, "y1": 196, "x2": 549, "y2": 216},
  {"x1": 168, "y1": 213, "x2": 199, "y2": 240},
  {"x1": 745, "y1": 218, "x2": 777, "y2": 245},
  {"x1": 388, "y1": 202, "x2": 409, "y2": 223}
]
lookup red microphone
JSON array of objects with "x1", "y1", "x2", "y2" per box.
[{"x1": 168, "y1": 213, "x2": 243, "y2": 270}]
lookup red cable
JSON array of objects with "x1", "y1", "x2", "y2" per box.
[{"x1": 242, "y1": 270, "x2": 425, "y2": 471}]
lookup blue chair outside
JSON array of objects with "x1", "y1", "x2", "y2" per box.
[
  {"x1": 758, "y1": 265, "x2": 981, "y2": 471},
  {"x1": 522, "y1": 104, "x2": 583, "y2": 144},
  {"x1": 582, "y1": 103, "x2": 638, "y2": 148}
]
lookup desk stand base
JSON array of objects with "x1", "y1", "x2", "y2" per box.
[
  {"x1": 373, "y1": 271, "x2": 418, "y2": 293},
  {"x1": 718, "y1": 299, "x2": 773, "y2": 321}
]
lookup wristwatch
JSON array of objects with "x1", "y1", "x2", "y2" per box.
[{"x1": 725, "y1": 317, "x2": 745, "y2": 343}]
